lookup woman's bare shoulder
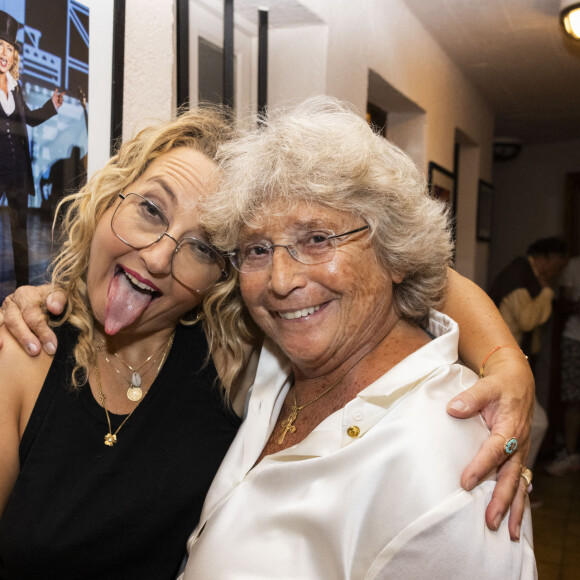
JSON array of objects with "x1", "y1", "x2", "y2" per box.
[
  {"x1": 0, "y1": 325, "x2": 53, "y2": 435},
  {"x1": 0, "y1": 325, "x2": 48, "y2": 515}
]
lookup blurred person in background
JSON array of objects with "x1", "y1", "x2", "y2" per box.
[{"x1": 489, "y1": 237, "x2": 568, "y2": 471}]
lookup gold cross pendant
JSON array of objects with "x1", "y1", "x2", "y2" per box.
[
  {"x1": 104, "y1": 433, "x2": 117, "y2": 446},
  {"x1": 278, "y1": 405, "x2": 299, "y2": 444}
]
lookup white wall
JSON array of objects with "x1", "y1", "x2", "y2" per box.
[
  {"x1": 268, "y1": 26, "x2": 328, "y2": 106},
  {"x1": 123, "y1": 0, "x2": 175, "y2": 138},
  {"x1": 488, "y1": 138, "x2": 580, "y2": 285}
]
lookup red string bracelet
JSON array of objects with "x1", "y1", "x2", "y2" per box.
[{"x1": 479, "y1": 345, "x2": 528, "y2": 378}]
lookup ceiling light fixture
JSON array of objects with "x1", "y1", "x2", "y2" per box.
[
  {"x1": 560, "y1": 0, "x2": 580, "y2": 40},
  {"x1": 493, "y1": 137, "x2": 522, "y2": 162}
]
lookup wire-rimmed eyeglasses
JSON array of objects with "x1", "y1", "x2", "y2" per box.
[
  {"x1": 111, "y1": 193, "x2": 227, "y2": 292},
  {"x1": 228, "y1": 225, "x2": 370, "y2": 273}
]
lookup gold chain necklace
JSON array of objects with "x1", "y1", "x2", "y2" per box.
[
  {"x1": 278, "y1": 354, "x2": 366, "y2": 445},
  {"x1": 94, "y1": 332, "x2": 175, "y2": 446},
  {"x1": 97, "y1": 342, "x2": 168, "y2": 402},
  {"x1": 276, "y1": 321, "x2": 400, "y2": 445}
]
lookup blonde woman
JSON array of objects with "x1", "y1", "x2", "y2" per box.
[
  {"x1": 0, "y1": 108, "x2": 252, "y2": 579},
  {"x1": 0, "y1": 9, "x2": 64, "y2": 286}
]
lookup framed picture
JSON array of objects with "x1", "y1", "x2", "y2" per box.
[
  {"x1": 428, "y1": 161, "x2": 456, "y2": 215},
  {"x1": 476, "y1": 179, "x2": 494, "y2": 242},
  {"x1": 0, "y1": 0, "x2": 124, "y2": 301},
  {"x1": 81, "y1": 0, "x2": 125, "y2": 169}
]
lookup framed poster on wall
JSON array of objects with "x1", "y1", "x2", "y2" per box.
[
  {"x1": 428, "y1": 161, "x2": 456, "y2": 214},
  {"x1": 428, "y1": 160, "x2": 457, "y2": 255},
  {"x1": 0, "y1": 0, "x2": 124, "y2": 301}
]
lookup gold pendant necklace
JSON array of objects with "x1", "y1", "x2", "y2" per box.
[
  {"x1": 94, "y1": 333, "x2": 175, "y2": 446},
  {"x1": 95, "y1": 363, "x2": 137, "y2": 446},
  {"x1": 277, "y1": 354, "x2": 368, "y2": 445},
  {"x1": 278, "y1": 380, "x2": 340, "y2": 445},
  {"x1": 98, "y1": 341, "x2": 168, "y2": 402}
]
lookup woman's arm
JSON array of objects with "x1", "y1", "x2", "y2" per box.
[
  {"x1": 442, "y1": 268, "x2": 534, "y2": 541},
  {"x1": 369, "y1": 483, "x2": 535, "y2": 578},
  {"x1": 0, "y1": 333, "x2": 22, "y2": 516}
]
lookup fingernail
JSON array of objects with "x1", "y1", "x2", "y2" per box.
[
  {"x1": 465, "y1": 476, "x2": 477, "y2": 490},
  {"x1": 47, "y1": 295, "x2": 62, "y2": 309},
  {"x1": 493, "y1": 514, "x2": 502, "y2": 531},
  {"x1": 26, "y1": 343, "x2": 39, "y2": 355},
  {"x1": 448, "y1": 400, "x2": 468, "y2": 412},
  {"x1": 513, "y1": 525, "x2": 520, "y2": 542},
  {"x1": 44, "y1": 342, "x2": 56, "y2": 355}
]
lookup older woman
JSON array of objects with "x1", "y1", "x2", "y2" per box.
[
  {"x1": 181, "y1": 97, "x2": 536, "y2": 578},
  {"x1": 0, "y1": 108, "x2": 252, "y2": 579}
]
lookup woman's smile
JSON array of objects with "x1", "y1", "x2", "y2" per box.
[{"x1": 276, "y1": 303, "x2": 323, "y2": 320}]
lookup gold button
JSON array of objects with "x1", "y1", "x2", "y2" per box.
[{"x1": 347, "y1": 425, "x2": 360, "y2": 438}]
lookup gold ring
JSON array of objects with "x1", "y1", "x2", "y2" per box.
[
  {"x1": 495, "y1": 433, "x2": 518, "y2": 455},
  {"x1": 520, "y1": 466, "x2": 533, "y2": 488}
]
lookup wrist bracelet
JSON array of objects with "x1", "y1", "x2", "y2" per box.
[{"x1": 479, "y1": 345, "x2": 528, "y2": 378}]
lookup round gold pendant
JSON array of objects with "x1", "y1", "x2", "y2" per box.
[{"x1": 127, "y1": 386, "x2": 143, "y2": 402}]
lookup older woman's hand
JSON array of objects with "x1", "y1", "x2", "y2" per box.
[
  {"x1": 447, "y1": 349, "x2": 534, "y2": 541},
  {"x1": 0, "y1": 285, "x2": 65, "y2": 356}
]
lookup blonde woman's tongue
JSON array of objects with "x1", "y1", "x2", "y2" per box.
[{"x1": 104, "y1": 270, "x2": 154, "y2": 335}]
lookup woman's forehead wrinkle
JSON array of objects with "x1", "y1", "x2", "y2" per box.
[
  {"x1": 144, "y1": 177, "x2": 177, "y2": 202},
  {"x1": 245, "y1": 204, "x2": 336, "y2": 235}
]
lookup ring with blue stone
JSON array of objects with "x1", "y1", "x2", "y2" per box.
[{"x1": 495, "y1": 433, "x2": 518, "y2": 455}]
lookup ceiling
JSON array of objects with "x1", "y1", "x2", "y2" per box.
[
  {"x1": 403, "y1": 0, "x2": 580, "y2": 144},
  {"x1": 234, "y1": 0, "x2": 324, "y2": 27}
]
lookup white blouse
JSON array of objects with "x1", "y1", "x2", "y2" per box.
[{"x1": 182, "y1": 311, "x2": 536, "y2": 579}]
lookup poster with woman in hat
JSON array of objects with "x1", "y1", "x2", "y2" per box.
[{"x1": 0, "y1": 7, "x2": 65, "y2": 287}]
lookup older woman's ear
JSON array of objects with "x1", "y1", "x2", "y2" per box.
[{"x1": 391, "y1": 271, "x2": 405, "y2": 285}]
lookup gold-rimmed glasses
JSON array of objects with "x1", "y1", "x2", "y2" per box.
[{"x1": 228, "y1": 225, "x2": 370, "y2": 273}]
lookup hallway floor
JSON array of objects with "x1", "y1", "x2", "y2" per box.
[{"x1": 532, "y1": 459, "x2": 580, "y2": 579}]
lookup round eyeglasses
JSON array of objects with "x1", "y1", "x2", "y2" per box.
[
  {"x1": 111, "y1": 193, "x2": 227, "y2": 292},
  {"x1": 228, "y1": 225, "x2": 370, "y2": 273}
]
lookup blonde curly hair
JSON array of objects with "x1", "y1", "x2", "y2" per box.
[
  {"x1": 50, "y1": 106, "x2": 259, "y2": 397},
  {"x1": 10, "y1": 48, "x2": 19, "y2": 81}
]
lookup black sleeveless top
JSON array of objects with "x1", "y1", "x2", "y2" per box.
[{"x1": 0, "y1": 323, "x2": 240, "y2": 579}]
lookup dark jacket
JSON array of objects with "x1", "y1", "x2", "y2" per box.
[{"x1": 11, "y1": 82, "x2": 58, "y2": 196}]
